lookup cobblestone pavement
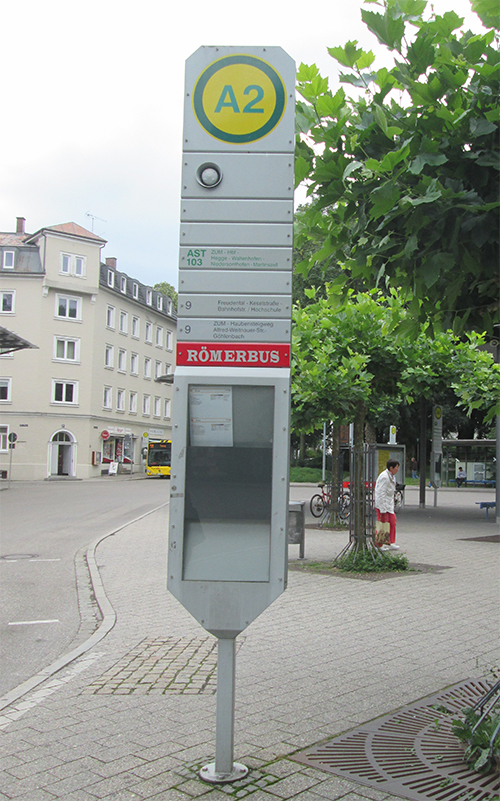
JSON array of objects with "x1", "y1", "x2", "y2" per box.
[{"x1": 0, "y1": 487, "x2": 498, "y2": 800}]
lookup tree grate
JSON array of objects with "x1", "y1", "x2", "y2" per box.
[{"x1": 292, "y1": 679, "x2": 499, "y2": 801}]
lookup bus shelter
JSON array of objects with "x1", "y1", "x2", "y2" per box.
[{"x1": 442, "y1": 439, "x2": 496, "y2": 487}]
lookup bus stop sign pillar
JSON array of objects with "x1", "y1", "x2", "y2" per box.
[{"x1": 168, "y1": 45, "x2": 295, "y2": 784}]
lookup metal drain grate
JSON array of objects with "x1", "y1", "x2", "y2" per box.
[{"x1": 293, "y1": 680, "x2": 499, "y2": 801}]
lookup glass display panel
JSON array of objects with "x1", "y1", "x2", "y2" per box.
[{"x1": 183, "y1": 385, "x2": 274, "y2": 581}]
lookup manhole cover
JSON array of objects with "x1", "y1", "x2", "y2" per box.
[
  {"x1": 1, "y1": 554, "x2": 39, "y2": 561},
  {"x1": 293, "y1": 679, "x2": 499, "y2": 801}
]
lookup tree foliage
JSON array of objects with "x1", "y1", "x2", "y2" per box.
[
  {"x1": 295, "y1": 0, "x2": 499, "y2": 335},
  {"x1": 292, "y1": 287, "x2": 500, "y2": 433},
  {"x1": 154, "y1": 281, "x2": 178, "y2": 311}
]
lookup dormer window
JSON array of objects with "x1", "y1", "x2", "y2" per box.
[
  {"x1": 146, "y1": 289, "x2": 152, "y2": 306},
  {"x1": 107, "y1": 269, "x2": 114, "y2": 288},
  {"x1": 133, "y1": 283, "x2": 139, "y2": 300},
  {"x1": 156, "y1": 295, "x2": 163, "y2": 311},
  {"x1": 3, "y1": 251, "x2": 14, "y2": 269},
  {"x1": 120, "y1": 276, "x2": 127, "y2": 294}
]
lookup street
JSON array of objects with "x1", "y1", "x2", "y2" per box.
[
  {"x1": 1, "y1": 478, "x2": 494, "y2": 700},
  {"x1": 0, "y1": 477, "x2": 170, "y2": 696}
]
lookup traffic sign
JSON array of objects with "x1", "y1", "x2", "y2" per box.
[
  {"x1": 170, "y1": 46, "x2": 295, "y2": 784},
  {"x1": 8, "y1": 432, "x2": 17, "y2": 443},
  {"x1": 192, "y1": 54, "x2": 287, "y2": 144},
  {"x1": 183, "y1": 47, "x2": 295, "y2": 153},
  {"x1": 177, "y1": 318, "x2": 290, "y2": 342},
  {"x1": 179, "y1": 247, "x2": 291, "y2": 271},
  {"x1": 178, "y1": 294, "x2": 291, "y2": 318},
  {"x1": 101, "y1": 430, "x2": 110, "y2": 440},
  {"x1": 176, "y1": 342, "x2": 290, "y2": 367}
]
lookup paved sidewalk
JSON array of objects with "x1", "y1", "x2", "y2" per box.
[{"x1": 0, "y1": 488, "x2": 498, "y2": 800}]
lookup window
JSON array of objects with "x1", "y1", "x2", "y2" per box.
[
  {"x1": 107, "y1": 269, "x2": 114, "y2": 288},
  {"x1": 155, "y1": 360, "x2": 162, "y2": 379},
  {"x1": 133, "y1": 282, "x2": 139, "y2": 300},
  {"x1": 53, "y1": 380, "x2": 78, "y2": 404},
  {"x1": 129, "y1": 391, "x2": 137, "y2": 414},
  {"x1": 146, "y1": 289, "x2": 152, "y2": 306},
  {"x1": 145, "y1": 322, "x2": 152, "y2": 343},
  {"x1": 165, "y1": 362, "x2": 172, "y2": 375},
  {"x1": 0, "y1": 425, "x2": 7, "y2": 451},
  {"x1": 103, "y1": 386, "x2": 112, "y2": 409},
  {"x1": 56, "y1": 295, "x2": 81, "y2": 320},
  {"x1": 0, "y1": 378, "x2": 11, "y2": 402},
  {"x1": 154, "y1": 396, "x2": 161, "y2": 417},
  {"x1": 166, "y1": 330, "x2": 173, "y2": 350},
  {"x1": 3, "y1": 251, "x2": 14, "y2": 269},
  {"x1": 75, "y1": 257, "x2": 84, "y2": 277},
  {"x1": 117, "y1": 389, "x2": 125, "y2": 411},
  {"x1": 166, "y1": 298, "x2": 172, "y2": 315},
  {"x1": 54, "y1": 337, "x2": 79, "y2": 362},
  {"x1": 119, "y1": 311, "x2": 128, "y2": 334},
  {"x1": 155, "y1": 326, "x2": 163, "y2": 347},
  {"x1": 144, "y1": 357, "x2": 151, "y2": 379},
  {"x1": 118, "y1": 349, "x2": 126, "y2": 372},
  {"x1": 164, "y1": 399, "x2": 171, "y2": 419},
  {"x1": 130, "y1": 352, "x2": 138, "y2": 375},
  {"x1": 120, "y1": 276, "x2": 127, "y2": 294},
  {"x1": 106, "y1": 305, "x2": 115, "y2": 328},
  {"x1": 156, "y1": 295, "x2": 163, "y2": 311},
  {"x1": 60, "y1": 253, "x2": 85, "y2": 277},
  {"x1": 1, "y1": 291, "x2": 15, "y2": 313},
  {"x1": 143, "y1": 394, "x2": 150, "y2": 415},
  {"x1": 132, "y1": 316, "x2": 139, "y2": 338},
  {"x1": 104, "y1": 344, "x2": 114, "y2": 368}
]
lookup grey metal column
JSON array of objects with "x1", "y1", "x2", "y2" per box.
[{"x1": 200, "y1": 637, "x2": 248, "y2": 784}]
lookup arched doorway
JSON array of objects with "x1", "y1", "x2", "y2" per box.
[{"x1": 49, "y1": 430, "x2": 76, "y2": 477}]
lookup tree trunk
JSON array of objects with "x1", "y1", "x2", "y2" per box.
[
  {"x1": 353, "y1": 401, "x2": 367, "y2": 545},
  {"x1": 419, "y1": 398, "x2": 427, "y2": 508},
  {"x1": 299, "y1": 431, "x2": 305, "y2": 465}
]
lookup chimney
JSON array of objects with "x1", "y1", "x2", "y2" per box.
[
  {"x1": 16, "y1": 217, "x2": 26, "y2": 235},
  {"x1": 105, "y1": 257, "x2": 117, "y2": 269}
]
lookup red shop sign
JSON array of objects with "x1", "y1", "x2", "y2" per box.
[{"x1": 176, "y1": 342, "x2": 290, "y2": 368}]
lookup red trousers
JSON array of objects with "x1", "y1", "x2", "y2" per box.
[{"x1": 375, "y1": 509, "x2": 396, "y2": 545}]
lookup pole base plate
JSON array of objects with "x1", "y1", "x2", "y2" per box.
[{"x1": 199, "y1": 762, "x2": 248, "y2": 784}]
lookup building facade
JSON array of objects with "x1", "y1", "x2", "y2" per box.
[{"x1": 0, "y1": 218, "x2": 176, "y2": 480}]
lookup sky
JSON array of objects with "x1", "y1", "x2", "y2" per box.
[{"x1": 1, "y1": 0, "x2": 485, "y2": 290}]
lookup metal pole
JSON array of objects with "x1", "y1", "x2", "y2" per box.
[
  {"x1": 215, "y1": 637, "x2": 235, "y2": 775},
  {"x1": 8, "y1": 445, "x2": 13, "y2": 489},
  {"x1": 322, "y1": 423, "x2": 326, "y2": 482},
  {"x1": 200, "y1": 637, "x2": 248, "y2": 784}
]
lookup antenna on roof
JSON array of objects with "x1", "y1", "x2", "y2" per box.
[{"x1": 85, "y1": 212, "x2": 107, "y2": 233}]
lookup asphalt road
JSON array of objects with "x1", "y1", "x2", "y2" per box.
[{"x1": 0, "y1": 477, "x2": 170, "y2": 697}]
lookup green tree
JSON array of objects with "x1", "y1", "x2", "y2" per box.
[
  {"x1": 295, "y1": 0, "x2": 499, "y2": 335},
  {"x1": 292, "y1": 287, "x2": 500, "y2": 542},
  {"x1": 154, "y1": 281, "x2": 178, "y2": 311}
]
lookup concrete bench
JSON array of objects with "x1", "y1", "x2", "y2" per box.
[{"x1": 476, "y1": 501, "x2": 496, "y2": 520}]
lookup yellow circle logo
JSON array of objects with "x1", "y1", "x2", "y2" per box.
[{"x1": 193, "y1": 55, "x2": 286, "y2": 144}]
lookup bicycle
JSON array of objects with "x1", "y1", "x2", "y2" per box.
[
  {"x1": 310, "y1": 483, "x2": 350, "y2": 519},
  {"x1": 394, "y1": 482, "x2": 405, "y2": 512}
]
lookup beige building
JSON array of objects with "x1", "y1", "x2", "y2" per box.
[{"x1": 0, "y1": 217, "x2": 176, "y2": 480}]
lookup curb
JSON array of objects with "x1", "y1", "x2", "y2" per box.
[{"x1": 0, "y1": 501, "x2": 170, "y2": 713}]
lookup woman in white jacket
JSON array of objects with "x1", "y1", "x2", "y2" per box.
[{"x1": 374, "y1": 459, "x2": 400, "y2": 551}]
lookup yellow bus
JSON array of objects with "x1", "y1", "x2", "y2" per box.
[{"x1": 146, "y1": 440, "x2": 172, "y2": 477}]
